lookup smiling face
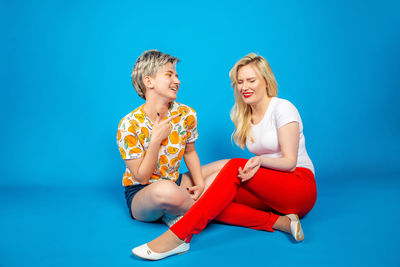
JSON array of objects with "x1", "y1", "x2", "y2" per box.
[
  {"x1": 149, "y1": 62, "x2": 181, "y2": 101},
  {"x1": 237, "y1": 63, "x2": 268, "y2": 106}
]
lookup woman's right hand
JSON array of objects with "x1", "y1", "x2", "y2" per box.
[
  {"x1": 238, "y1": 156, "x2": 261, "y2": 182},
  {"x1": 150, "y1": 113, "x2": 181, "y2": 144}
]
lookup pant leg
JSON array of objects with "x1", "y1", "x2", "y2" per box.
[
  {"x1": 233, "y1": 188, "x2": 270, "y2": 211},
  {"x1": 214, "y1": 188, "x2": 278, "y2": 232},
  {"x1": 214, "y1": 202, "x2": 278, "y2": 232},
  {"x1": 169, "y1": 158, "x2": 316, "y2": 242},
  {"x1": 239, "y1": 164, "x2": 317, "y2": 217}
]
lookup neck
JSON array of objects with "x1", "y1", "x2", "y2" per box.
[
  {"x1": 143, "y1": 97, "x2": 172, "y2": 122},
  {"x1": 250, "y1": 95, "x2": 272, "y2": 118}
]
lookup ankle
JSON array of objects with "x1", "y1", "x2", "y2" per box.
[
  {"x1": 165, "y1": 230, "x2": 185, "y2": 245},
  {"x1": 273, "y1": 216, "x2": 291, "y2": 233}
]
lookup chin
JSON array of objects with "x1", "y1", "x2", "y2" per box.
[
  {"x1": 167, "y1": 94, "x2": 178, "y2": 101},
  {"x1": 242, "y1": 97, "x2": 254, "y2": 105}
]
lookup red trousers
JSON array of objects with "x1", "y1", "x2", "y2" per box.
[{"x1": 170, "y1": 158, "x2": 317, "y2": 242}]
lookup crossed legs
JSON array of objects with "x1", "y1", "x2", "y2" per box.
[
  {"x1": 146, "y1": 158, "x2": 316, "y2": 252},
  {"x1": 130, "y1": 159, "x2": 229, "y2": 222}
]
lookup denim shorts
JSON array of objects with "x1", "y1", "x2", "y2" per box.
[{"x1": 124, "y1": 174, "x2": 183, "y2": 218}]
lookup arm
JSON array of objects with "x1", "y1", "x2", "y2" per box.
[
  {"x1": 238, "y1": 122, "x2": 299, "y2": 181},
  {"x1": 259, "y1": 121, "x2": 299, "y2": 171},
  {"x1": 124, "y1": 139, "x2": 162, "y2": 185},
  {"x1": 125, "y1": 114, "x2": 181, "y2": 185},
  {"x1": 183, "y1": 142, "x2": 204, "y2": 200}
]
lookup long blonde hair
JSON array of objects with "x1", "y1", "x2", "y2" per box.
[{"x1": 229, "y1": 53, "x2": 278, "y2": 149}]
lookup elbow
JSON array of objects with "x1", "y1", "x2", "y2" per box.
[
  {"x1": 131, "y1": 171, "x2": 149, "y2": 185},
  {"x1": 135, "y1": 176, "x2": 149, "y2": 185},
  {"x1": 286, "y1": 158, "x2": 297, "y2": 172},
  {"x1": 134, "y1": 174, "x2": 150, "y2": 185}
]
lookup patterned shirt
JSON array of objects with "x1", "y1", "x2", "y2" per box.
[{"x1": 117, "y1": 101, "x2": 198, "y2": 186}]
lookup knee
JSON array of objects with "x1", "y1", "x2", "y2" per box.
[{"x1": 151, "y1": 180, "x2": 186, "y2": 208}]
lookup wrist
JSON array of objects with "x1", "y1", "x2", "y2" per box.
[
  {"x1": 149, "y1": 136, "x2": 162, "y2": 146},
  {"x1": 193, "y1": 177, "x2": 204, "y2": 187}
]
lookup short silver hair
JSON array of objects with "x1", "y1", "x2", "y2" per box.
[{"x1": 131, "y1": 50, "x2": 180, "y2": 99}]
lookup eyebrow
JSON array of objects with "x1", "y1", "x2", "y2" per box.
[
  {"x1": 165, "y1": 70, "x2": 178, "y2": 77},
  {"x1": 238, "y1": 76, "x2": 256, "y2": 80}
]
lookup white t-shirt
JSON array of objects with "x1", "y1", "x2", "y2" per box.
[{"x1": 246, "y1": 97, "x2": 314, "y2": 174}]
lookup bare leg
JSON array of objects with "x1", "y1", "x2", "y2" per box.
[
  {"x1": 180, "y1": 159, "x2": 229, "y2": 197},
  {"x1": 131, "y1": 159, "x2": 229, "y2": 221},
  {"x1": 131, "y1": 180, "x2": 195, "y2": 222},
  {"x1": 146, "y1": 160, "x2": 230, "y2": 252}
]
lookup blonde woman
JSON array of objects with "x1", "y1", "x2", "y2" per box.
[
  {"x1": 117, "y1": 50, "x2": 226, "y2": 226},
  {"x1": 132, "y1": 53, "x2": 317, "y2": 260}
]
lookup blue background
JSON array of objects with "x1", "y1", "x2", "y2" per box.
[{"x1": 1, "y1": 0, "x2": 399, "y2": 266}]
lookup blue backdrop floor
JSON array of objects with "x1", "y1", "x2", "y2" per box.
[{"x1": 1, "y1": 173, "x2": 399, "y2": 267}]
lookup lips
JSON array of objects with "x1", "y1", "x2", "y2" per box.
[
  {"x1": 242, "y1": 92, "x2": 253, "y2": 98},
  {"x1": 170, "y1": 87, "x2": 178, "y2": 93}
]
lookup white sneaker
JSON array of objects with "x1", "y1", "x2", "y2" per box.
[
  {"x1": 161, "y1": 214, "x2": 183, "y2": 227},
  {"x1": 132, "y1": 242, "x2": 190, "y2": 260},
  {"x1": 286, "y1": 214, "x2": 304, "y2": 242}
]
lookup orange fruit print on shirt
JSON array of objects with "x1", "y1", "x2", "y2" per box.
[
  {"x1": 117, "y1": 130, "x2": 121, "y2": 141},
  {"x1": 159, "y1": 155, "x2": 168, "y2": 165},
  {"x1": 167, "y1": 146, "x2": 179, "y2": 154},
  {"x1": 170, "y1": 157, "x2": 179, "y2": 167},
  {"x1": 171, "y1": 111, "x2": 181, "y2": 124},
  {"x1": 125, "y1": 135, "x2": 138, "y2": 147},
  {"x1": 134, "y1": 113, "x2": 145, "y2": 123},
  {"x1": 129, "y1": 147, "x2": 142, "y2": 154},
  {"x1": 170, "y1": 131, "x2": 179, "y2": 144},
  {"x1": 160, "y1": 165, "x2": 168, "y2": 177},
  {"x1": 184, "y1": 115, "x2": 196, "y2": 130},
  {"x1": 178, "y1": 106, "x2": 190, "y2": 116},
  {"x1": 129, "y1": 120, "x2": 140, "y2": 132},
  {"x1": 119, "y1": 147, "x2": 126, "y2": 159},
  {"x1": 161, "y1": 138, "x2": 168, "y2": 146}
]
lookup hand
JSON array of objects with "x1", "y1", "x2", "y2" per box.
[
  {"x1": 238, "y1": 156, "x2": 261, "y2": 182},
  {"x1": 187, "y1": 184, "x2": 205, "y2": 201},
  {"x1": 150, "y1": 113, "x2": 181, "y2": 144}
]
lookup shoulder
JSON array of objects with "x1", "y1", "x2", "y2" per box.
[
  {"x1": 118, "y1": 105, "x2": 143, "y2": 131},
  {"x1": 273, "y1": 98, "x2": 299, "y2": 114},
  {"x1": 172, "y1": 102, "x2": 197, "y2": 115},
  {"x1": 274, "y1": 97, "x2": 296, "y2": 109}
]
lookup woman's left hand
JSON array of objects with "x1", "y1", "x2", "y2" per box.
[
  {"x1": 238, "y1": 156, "x2": 261, "y2": 182},
  {"x1": 188, "y1": 184, "x2": 205, "y2": 201}
]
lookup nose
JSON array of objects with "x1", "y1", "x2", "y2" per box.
[
  {"x1": 241, "y1": 81, "x2": 249, "y2": 91},
  {"x1": 174, "y1": 76, "x2": 180, "y2": 85}
]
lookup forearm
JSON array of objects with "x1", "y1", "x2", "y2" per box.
[
  {"x1": 259, "y1": 156, "x2": 297, "y2": 172},
  {"x1": 184, "y1": 150, "x2": 203, "y2": 186},
  {"x1": 132, "y1": 140, "x2": 161, "y2": 184}
]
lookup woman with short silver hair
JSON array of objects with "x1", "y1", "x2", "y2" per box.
[{"x1": 117, "y1": 50, "x2": 227, "y2": 226}]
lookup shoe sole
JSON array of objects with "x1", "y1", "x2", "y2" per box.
[
  {"x1": 132, "y1": 249, "x2": 189, "y2": 261},
  {"x1": 295, "y1": 221, "x2": 304, "y2": 242}
]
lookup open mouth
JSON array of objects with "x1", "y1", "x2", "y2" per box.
[
  {"x1": 242, "y1": 92, "x2": 253, "y2": 98},
  {"x1": 170, "y1": 87, "x2": 178, "y2": 92}
]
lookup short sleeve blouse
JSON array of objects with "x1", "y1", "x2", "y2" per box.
[{"x1": 117, "y1": 102, "x2": 199, "y2": 186}]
